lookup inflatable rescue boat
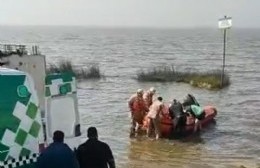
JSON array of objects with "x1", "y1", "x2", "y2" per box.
[
  {"x1": 143, "y1": 97, "x2": 217, "y2": 138},
  {"x1": 158, "y1": 105, "x2": 217, "y2": 137}
]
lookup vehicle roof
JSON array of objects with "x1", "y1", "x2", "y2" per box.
[{"x1": 0, "y1": 67, "x2": 25, "y2": 75}]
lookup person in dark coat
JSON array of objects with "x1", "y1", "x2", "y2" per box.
[
  {"x1": 169, "y1": 99, "x2": 186, "y2": 135},
  {"x1": 76, "y1": 127, "x2": 116, "y2": 168},
  {"x1": 36, "y1": 130, "x2": 79, "y2": 168}
]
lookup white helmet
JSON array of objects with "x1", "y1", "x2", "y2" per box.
[
  {"x1": 149, "y1": 87, "x2": 156, "y2": 93},
  {"x1": 137, "y1": 89, "x2": 143, "y2": 94}
]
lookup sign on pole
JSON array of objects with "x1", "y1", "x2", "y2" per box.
[
  {"x1": 218, "y1": 16, "x2": 232, "y2": 29},
  {"x1": 218, "y1": 16, "x2": 232, "y2": 87}
]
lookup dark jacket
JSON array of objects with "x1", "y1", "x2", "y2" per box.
[
  {"x1": 36, "y1": 142, "x2": 79, "y2": 168},
  {"x1": 76, "y1": 138, "x2": 115, "y2": 168},
  {"x1": 169, "y1": 101, "x2": 184, "y2": 119}
]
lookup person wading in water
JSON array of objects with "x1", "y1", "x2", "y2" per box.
[
  {"x1": 146, "y1": 96, "x2": 164, "y2": 140},
  {"x1": 128, "y1": 89, "x2": 149, "y2": 137},
  {"x1": 143, "y1": 87, "x2": 156, "y2": 108}
]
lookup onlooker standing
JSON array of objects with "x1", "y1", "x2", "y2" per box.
[
  {"x1": 76, "y1": 127, "x2": 116, "y2": 168},
  {"x1": 37, "y1": 130, "x2": 79, "y2": 168}
]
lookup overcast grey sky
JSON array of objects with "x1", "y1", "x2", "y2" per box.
[{"x1": 0, "y1": 0, "x2": 259, "y2": 28}]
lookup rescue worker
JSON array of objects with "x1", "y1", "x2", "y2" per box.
[
  {"x1": 186, "y1": 104, "x2": 205, "y2": 133},
  {"x1": 143, "y1": 87, "x2": 156, "y2": 108},
  {"x1": 128, "y1": 89, "x2": 149, "y2": 137},
  {"x1": 169, "y1": 99, "x2": 186, "y2": 135},
  {"x1": 146, "y1": 96, "x2": 164, "y2": 140}
]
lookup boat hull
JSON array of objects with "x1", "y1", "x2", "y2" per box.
[{"x1": 143, "y1": 105, "x2": 217, "y2": 138}]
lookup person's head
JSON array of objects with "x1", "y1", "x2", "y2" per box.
[
  {"x1": 173, "y1": 99, "x2": 177, "y2": 103},
  {"x1": 149, "y1": 87, "x2": 156, "y2": 94},
  {"x1": 87, "y1": 127, "x2": 98, "y2": 139},
  {"x1": 53, "y1": 130, "x2": 64, "y2": 143},
  {"x1": 136, "y1": 89, "x2": 144, "y2": 97},
  {"x1": 157, "y1": 96, "x2": 163, "y2": 102}
]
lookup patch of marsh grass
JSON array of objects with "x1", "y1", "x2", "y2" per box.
[
  {"x1": 46, "y1": 60, "x2": 101, "y2": 80},
  {"x1": 137, "y1": 66, "x2": 230, "y2": 89}
]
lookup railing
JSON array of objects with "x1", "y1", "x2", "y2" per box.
[{"x1": 0, "y1": 44, "x2": 40, "y2": 57}]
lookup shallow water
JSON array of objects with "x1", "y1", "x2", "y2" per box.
[{"x1": 0, "y1": 26, "x2": 259, "y2": 168}]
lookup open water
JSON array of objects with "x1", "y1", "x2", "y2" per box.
[{"x1": 0, "y1": 26, "x2": 259, "y2": 168}]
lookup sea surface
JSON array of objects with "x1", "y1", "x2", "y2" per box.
[{"x1": 0, "y1": 26, "x2": 260, "y2": 168}]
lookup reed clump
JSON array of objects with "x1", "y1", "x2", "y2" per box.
[
  {"x1": 137, "y1": 66, "x2": 230, "y2": 89},
  {"x1": 46, "y1": 60, "x2": 101, "y2": 80}
]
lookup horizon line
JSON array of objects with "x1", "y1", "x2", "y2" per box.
[{"x1": 0, "y1": 24, "x2": 259, "y2": 29}]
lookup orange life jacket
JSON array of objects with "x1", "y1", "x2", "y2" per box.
[
  {"x1": 143, "y1": 91, "x2": 153, "y2": 108},
  {"x1": 129, "y1": 94, "x2": 147, "y2": 113}
]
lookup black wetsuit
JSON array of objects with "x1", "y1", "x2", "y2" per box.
[{"x1": 169, "y1": 101, "x2": 186, "y2": 133}]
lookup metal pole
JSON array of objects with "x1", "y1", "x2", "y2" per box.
[{"x1": 221, "y1": 28, "x2": 226, "y2": 87}]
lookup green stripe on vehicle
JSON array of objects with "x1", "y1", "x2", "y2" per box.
[
  {"x1": 15, "y1": 129, "x2": 28, "y2": 146},
  {"x1": 29, "y1": 121, "x2": 41, "y2": 138},
  {"x1": 26, "y1": 103, "x2": 38, "y2": 119},
  {"x1": 45, "y1": 73, "x2": 74, "y2": 85},
  {"x1": 0, "y1": 143, "x2": 9, "y2": 161}
]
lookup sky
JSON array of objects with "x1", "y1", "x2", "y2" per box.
[{"x1": 0, "y1": 0, "x2": 259, "y2": 28}]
